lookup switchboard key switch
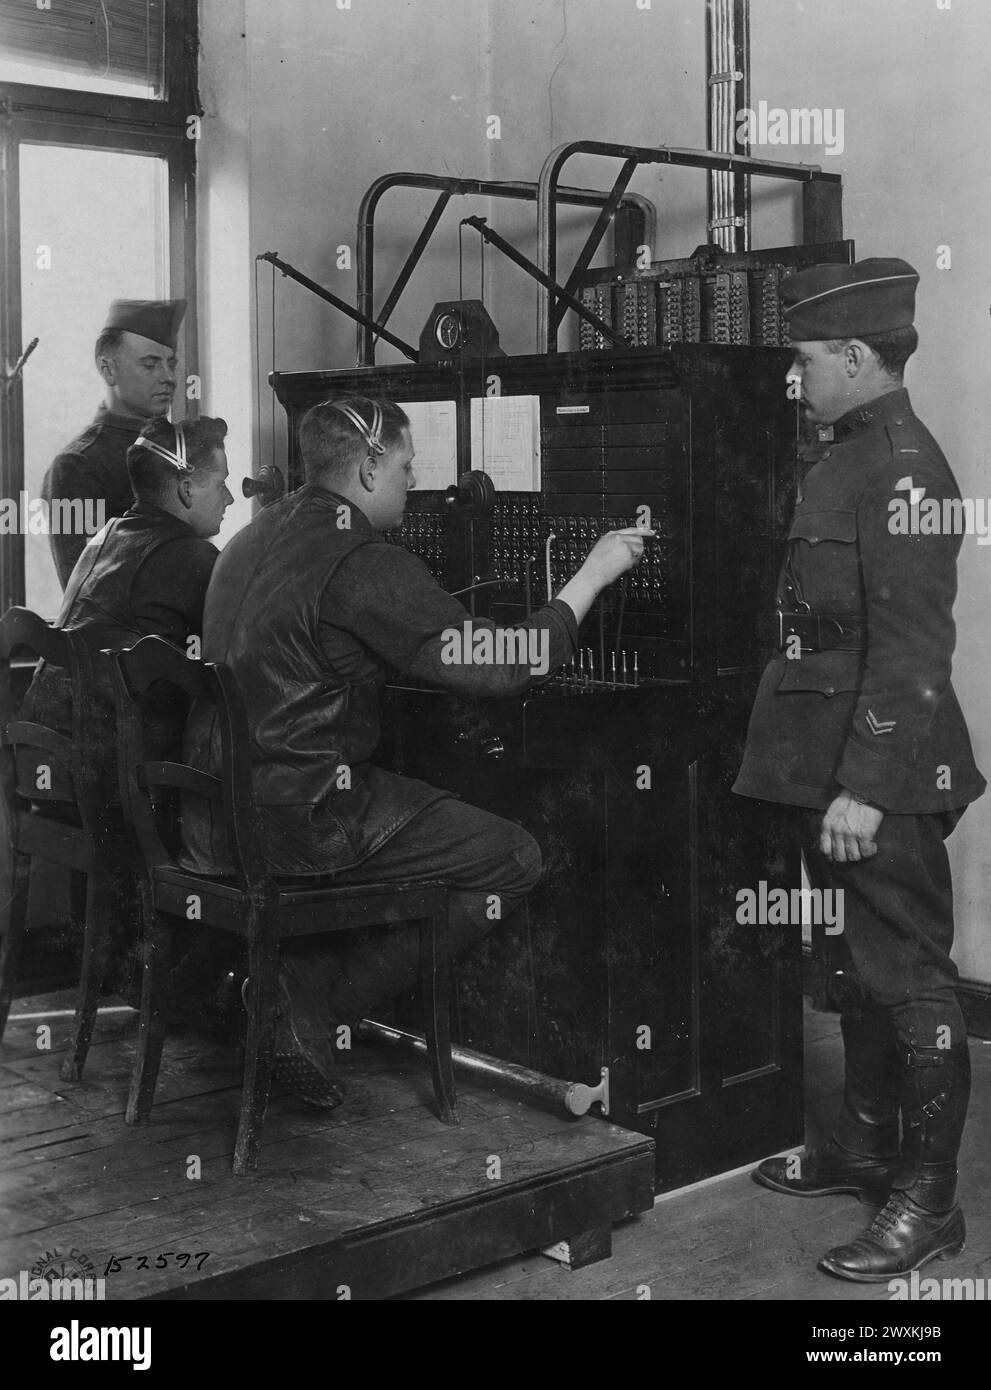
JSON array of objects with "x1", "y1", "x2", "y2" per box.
[
  {"x1": 682, "y1": 279, "x2": 702, "y2": 343},
  {"x1": 595, "y1": 286, "x2": 614, "y2": 352},
  {"x1": 579, "y1": 288, "x2": 598, "y2": 352},
  {"x1": 638, "y1": 280, "x2": 658, "y2": 347},
  {"x1": 757, "y1": 267, "x2": 784, "y2": 347},
  {"x1": 659, "y1": 282, "x2": 683, "y2": 344}
]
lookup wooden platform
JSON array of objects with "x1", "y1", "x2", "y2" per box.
[
  {"x1": 403, "y1": 1005, "x2": 991, "y2": 1300},
  {"x1": 0, "y1": 991, "x2": 654, "y2": 1300}
]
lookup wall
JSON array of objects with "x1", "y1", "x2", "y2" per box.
[
  {"x1": 198, "y1": 0, "x2": 991, "y2": 981},
  {"x1": 199, "y1": 0, "x2": 717, "y2": 480}
]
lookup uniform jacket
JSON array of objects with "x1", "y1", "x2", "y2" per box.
[
  {"x1": 734, "y1": 388, "x2": 985, "y2": 813},
  {"x1": 42, "y1": 404, "x2": 146, "y2": 588},
  {"x1": 179, "y1": 484, "x2": 578, "y2": 876}
]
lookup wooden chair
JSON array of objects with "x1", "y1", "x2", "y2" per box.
[
  {"x1": 0, "y1": 607, "x2": 127, "y2": 1080},
  {"x1": 112, "y1": 635, "x2": 460, "y2": 1174}
]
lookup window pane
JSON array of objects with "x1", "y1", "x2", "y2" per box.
[
  {"x1": 19, "y1": 143, "x2": 169, "y2": 617},
  {"x1": 0, "y1": 0, "x2": 165, "y2": 99}
]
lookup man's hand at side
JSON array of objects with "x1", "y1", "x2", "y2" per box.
[{"x1": 820, "y1": 791, "x2": 884, "y2": 863}]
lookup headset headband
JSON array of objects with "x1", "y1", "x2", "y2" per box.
[
  {"x1": 326, "y1": 400, "x2": 386, "y2": 456},
  {"x1": 139, "y1": 422, "x2": 191, "y2": 474}
]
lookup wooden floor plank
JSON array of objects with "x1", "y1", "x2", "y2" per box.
[
  {"x1": 405, "y1": 1006, "x2": 991, "y2": 1300},
  {"x1": 0, "y1": 990, "x2": 654, "y2": 1300},
  {"x1": 6, "y1": 991, "x2": 988, "y2": 1301}
]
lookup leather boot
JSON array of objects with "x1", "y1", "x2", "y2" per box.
[
  {"x1": 819, "y1": 1042, "x2": 970, "y2": 1281},
  {"x1": 261, "y1": 972, "x2": 347, "y2": 1110},
  {"x1": 754, "y1": 1006, "x2": 900, "y2": 1202}
]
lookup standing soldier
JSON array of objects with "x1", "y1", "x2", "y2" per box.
[
  {"x1": 42, "y1": 299, "x2": 186, "y2": 588},
  {"x1": 734, "y1": 259, "x2": 985, "y2": 1280}
]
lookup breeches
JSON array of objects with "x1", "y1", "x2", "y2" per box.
[
  {"x1": 281, "y1": 795, "x2": 543, "y2": 1029},
  {"x1": 802, "y1": 807, "x2": 967, "y2": 1049}
]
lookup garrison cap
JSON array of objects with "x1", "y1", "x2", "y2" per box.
[
  {"x1": 102, "y1": 299, "x2": 186, "y2": 350},
  {"x1": 781, "y1": 258, "x2": 918, "y2": 341}
]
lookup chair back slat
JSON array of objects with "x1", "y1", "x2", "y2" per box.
[
  {"x1": 0, "y1": 607, "x2": 72, "y2": 668},
  {"x1": 113, "y1": 637, "x2": 272, "y2": 895},
  {"x1": 7, "y1": 720, "x2": 75, "y2": 760}
]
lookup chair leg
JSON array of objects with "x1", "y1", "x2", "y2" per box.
[
  {"x1": 125, "y1": 897, "x2": 172, "y2": 1123},
  {"x1": 233, "y1": 919, "x2": 279, "y2": 1176},
  {"x1": 61, "y1": 866, "x2": 117, "y2": 1082},
  {"x1": 420, "y1": 905, "x2": 460, "y2": 1127},
  {"x1": 0, "y1": 851, "x2": 32, "y2": 1043}
]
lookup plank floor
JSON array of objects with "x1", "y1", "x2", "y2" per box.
[
  {"x1": 404, "y1": 1004, "x2": 991, "y2": 1300},
  {"x1": 0, "y1": 990, "x2": 651, "y2": 1299},
  {"x1": 4, "y1": 995, "x2": 989, "y2": 1300}
]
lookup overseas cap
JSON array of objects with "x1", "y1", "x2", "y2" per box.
[
  {"x1": 102, "y1": 299, "x2": 186, "y2": 350},
  {"x1": 781, "y1": 258, "x2": 918, "y2": 341}
]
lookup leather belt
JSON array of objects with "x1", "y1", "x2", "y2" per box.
[{"x1": 777, "y1": 610, "x2": 867, "y2": 653}]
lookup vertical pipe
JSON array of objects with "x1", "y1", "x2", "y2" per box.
[{"x1": 706, "y1": 0, "x2": 751, "y2": 253}]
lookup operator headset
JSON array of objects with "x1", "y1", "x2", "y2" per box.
[
  {"x1": 55, "y1": 423, "x2": 193, "y2": 630},
  {"x1": 137, "y1": 421, "x2": 193, "y2": 474},
  {"x1": 323, "y1": 399, "x2": 387, "y2": 460}
]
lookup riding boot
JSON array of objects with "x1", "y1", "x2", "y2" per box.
[
  {"x1": 819, "y1": 1041, "x2": 970, "y2": 1281},
  {"x1": 754, "y1": 1005, "x2": 901, "y2": 1202}
]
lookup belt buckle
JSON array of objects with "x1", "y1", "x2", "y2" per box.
[{"x1": 778, "y1": 602, "x2": 812, "y2": 653}]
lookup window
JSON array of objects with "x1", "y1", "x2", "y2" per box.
[
  {"x1": 0, "y1": 0, "x2": 167, "y2": 98},
  {"x1": 0, "y1": 0, "x2": 197, "y2": 615}
]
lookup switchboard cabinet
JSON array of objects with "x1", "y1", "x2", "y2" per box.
[{"x1": 272, "y1": 344, "x2": 804, "y2": 1188}]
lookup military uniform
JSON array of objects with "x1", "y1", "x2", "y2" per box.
[
  {"x1": 735, "y1": 387, "x2": 984, "y2": 817},
  {"x1": 735, "y1": 258, "x2": 984, "y2": 1282},
  {"x1": 43, "y1": 408, "x2": 161, "y2": 589},
  {"x1": 43, "y1": 299, "x2": 185, "y2": 589}
]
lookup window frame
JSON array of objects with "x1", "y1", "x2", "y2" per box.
[
  {"x1": 0, "y1": 0, "x2": 198, "y2": 613},
  {"x1": 0, "y1": 0, "x2": 195, "y2": 124}
]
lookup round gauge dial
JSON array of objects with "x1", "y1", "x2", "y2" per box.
[{"x1": 435, "y1": 312, "x2": 463, "y2": 350}]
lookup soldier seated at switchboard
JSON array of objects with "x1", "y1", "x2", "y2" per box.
[
  {"x1": 179, "y1": 395, "x2": 653, "y2": 1106},
  {"x1": 22, "y1": 416, "x2": 234, "y2": 1000}
]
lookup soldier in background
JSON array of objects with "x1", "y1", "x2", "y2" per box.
[
  {"x1": 26, "y1": 418, "x2": 233, "y2": 1010},
  {"x1": 734, "y1": 259, "x2": 985, "y2": 1281},
  {"x1": 42, "y1": 299, "x2": 186, "y2": 588}
]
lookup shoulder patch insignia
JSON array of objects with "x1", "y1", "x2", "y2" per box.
[{"x1": 894, "y1": 476, "x2": 926, "y2": 506}]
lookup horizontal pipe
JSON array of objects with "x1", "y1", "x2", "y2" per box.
[
  {"x1": 537, "y1": 138, "x2": 843, "y2": 349},
  {"x1": 357, "y1": 1018, "x2": 608, "y2": 1117},
  {"x1": 355, "y1": 172, "x2": 657, "y2": 365}
]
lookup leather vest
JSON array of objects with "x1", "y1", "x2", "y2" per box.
[
  {"x1": 22, "y1": 507, "x2": 196, "y2": 797},
  {"x1": 180, "y1": 485, "x2": 448, "y2": 876},
  {"x1": 58, "y1": 508, "x2": 199, "y2": 650}
]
